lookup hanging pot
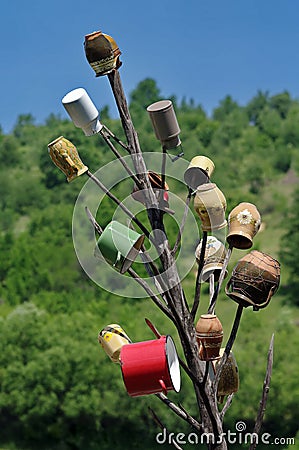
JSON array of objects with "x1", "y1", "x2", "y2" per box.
[
  {"x1": 84, "y1": 30, "x2": 122, "y2": 77},
  {"x1": 48, "y1": 136, "x2": 88, "y2": 182},
  {"x1": 147, "y1": 100, "x2": 181, "y2": 151},
  {"x1": 213, "y1": 348, "x2": 239, "y2": 403},
  {"x1": 225, "y1": 250, "x2": 280, "y2": 310},
  {"x1": 195, "y1": 236, "x2": 228, "y2": 282},
  {"x1": 95, "y1": 221, "x2": 145, "y2": 274},
  {"x1": 193, "y1": 183, "x2": 227, "y2": 231},
  {"x1": 131, "y1": 171, "x2": 169, "y2": 206},
  {"x1": 98, "y1": 324, "x2": 132, "y2": 363},
  {"x1": 62, "y1": 88, "x2": 103, "y2": 136},
  {"x1": 184, "y1": 156, "x2": 215, "y2": 190},
  {"x1": 226, "y1": 202, "x2": 261, "y2": 249},
  {"x1": 120, "y1": 335, "x2": 181, "y2": 397},
  {"x1": 195, "y1": 314, "x2": 223, "y2": 361}
]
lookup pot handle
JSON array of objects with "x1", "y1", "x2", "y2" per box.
[
  {"x1": 158, "y1": 379, "x2": 168, "y2": 396},
  {"x1": 225, "y1": 281, "x2": 276, "y2": 310}
]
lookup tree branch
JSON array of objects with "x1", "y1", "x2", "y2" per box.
[
  {"x1": 171, "y1": 191, "x2": 192, "y2": 256},
  {"x1": 86, "y1": 170, "x2": 151, "y2": 239},
  {"x1": 148, "y1": 408, "x2": 183, "y2": 450},
  {"x1": 213, "y1": 304, "x2": 243, "y2": 390},
  {"x1": 208, "y1": 246, "x2": 233, "y2": 315},
  {"x1": 249, "y1": 334, "x2": 274, "y2": 450},
  {"x1": 191, "y1": 231, "x2": 208, "y2": 320},
  {"x1": 155, "y1": 393, "x2": 202, "y2": 433}
]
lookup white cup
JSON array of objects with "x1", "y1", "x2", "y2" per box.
[{"x1": 62, "y1": 88, "x2": 103, "y2": 136}]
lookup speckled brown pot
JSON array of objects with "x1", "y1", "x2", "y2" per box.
[{"x1": 225, "y1": 250, "x2": 280, "y2": 310}]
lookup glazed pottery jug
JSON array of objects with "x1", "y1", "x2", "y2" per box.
[
  {"x1": 226, "y1": 202, "x2": 261, "y2": 249},
  {"x1": 195, "y1": 236, "x2": 228, "y2": 282},
  {"x1": 193, "y1": 183, "x2": 227, "y2": 231},
  {"x1": 184, "y1": 155, "x2": 215, "y2": 190},
  {"x1": 48, "y1": 136, "x2": 88, "y2": 182},
  {"x1": 84, "y1": 30, "x2": 122, "y2": 76},
  {"x1": 98, "y1": 324, "x2": 131, "y2": 363}
]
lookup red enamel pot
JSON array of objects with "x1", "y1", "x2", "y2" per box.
[{"x1": 120, "y1": 335, "x2": 181, "y2": 397}]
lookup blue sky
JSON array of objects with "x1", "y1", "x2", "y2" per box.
[{"x1": 1, "y1": 0, "x2": 299, "y2": 133}]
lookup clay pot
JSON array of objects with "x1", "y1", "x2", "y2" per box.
[
  {"x1": 48, "y1": 136, "x2": 88, "y2": 182},
  {"x1": 131, "y1": 171, "x2": 169, "y2": 207},
  {"x1": 98, "y1": 324, "x2": 131, "y2": 363},
  {"x1": 213, "y1": 348, "x2": 239, "y2": 403},
  {"x1": 195, "y1": 236, "x2": 228, "y2": 282},
  {"x1": 184, "y1": 156, "x2": 215, "y2": 190},
  {"x1": 84, "y1": 30, "x2": 122, "y2": 76},
  {"x1": 227, "y1": 202, "x2": 261, "y2": 249},
  {"x1": 195, "y1": 314, "x2": 223, "y2": 360},
  {"x1": 193, "y1": 183, "x2": 227, "y2": 231},
  {"x1": 225, "y1": 250, "x2": 280, "y2": 310}
]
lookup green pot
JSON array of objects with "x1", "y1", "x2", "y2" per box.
[{"x1": 96, "y1": 221, "x2": 145, "y2": 274}]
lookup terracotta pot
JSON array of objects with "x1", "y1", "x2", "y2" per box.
[
  {"x1": 84, "y1": 30, "x2": 122, "y2": 76},
  {"x1": 225, "y1": 250, "x2": 280, "y2": 310},
  {"x1": 184, "y1": 156, "x2": 215, "y2": 190},
  {"x1": 227, "y1": 202, "x2": 261, "y2": 249},
  {"x1": 48, "y1": 136, "x2": 88, "y2": 182},
  {"x1": 213, "y1": 348, "x2": 239, "y2": 403},
  {"x1": 195, "y1": 314, "x2": 223, "y2": 360},
  {"x1": 193, "y1": 183, "x2": 227, "y2": 231},
  {"x1": 131, "y1": 171, "x2": 169, "y2": 206},
  {"x1": 120, "y1": 335, "x2": 181, "y2": 397},
  {"x1": 98, "y1": 324, "x2": 131, "y2": 363},
  {"x1": 195, "y1": 236, "x2": 228, "y2": 282}
]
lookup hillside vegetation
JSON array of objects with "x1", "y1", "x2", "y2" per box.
[{"x1": 0, "y1": 79, "x2": 298, "y2": 449}]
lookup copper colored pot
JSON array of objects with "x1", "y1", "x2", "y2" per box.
[
  {"x1": 227, "y1": 202, "x2": 261, "y2": 249},
  {"x1": 131, "y1": 171, "x2": 169, "y2": 206},
  {"x1": 225, "y1": 250, "x2": 280, "y2": 310},
  {"x1": 195, "y1": 314, "x2": 223, "y2": 361}
]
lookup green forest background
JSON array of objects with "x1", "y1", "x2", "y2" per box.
[{"x1": 0, "y1": 79, "x2": 298, "y2": 449}]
